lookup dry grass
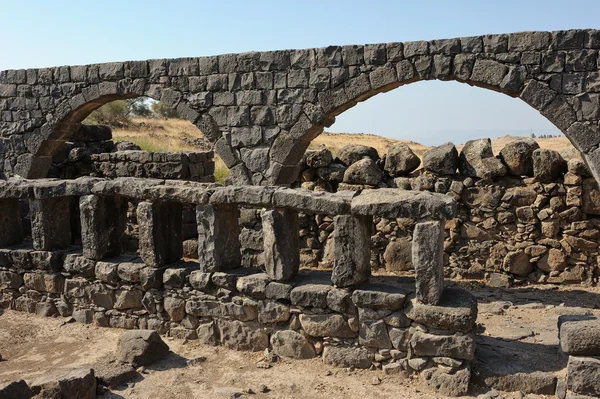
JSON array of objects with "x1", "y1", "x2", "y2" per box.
[{"x1": 112, "y1": 117, "x2": 204, "y2": 152}]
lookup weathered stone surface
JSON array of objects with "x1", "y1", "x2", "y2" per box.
[
  {"x1": 0, "y1": 199, "x2": 23, "y2": 247},
  {"x1": 560, "y1": 319, "x2": 600, "y2": 355},
  {"x1": 94, "y1": 362, "x2": 138, "y2": 388},
  {"x1": 383, "y1": 238, "x2": 413, "y2": 271},
  {"x1": 116, "y1": 330, "x2": 170, "y2": 367},
  {"x1": 343, "y1": 158, "x2": 383, "y2": 186},
  {"x1": 359, "y1": 320, "x2": 392, "y2": 348},
  {"x1": 322, "y1": 345, "x2": 374, "y2": 368},
  {"x1": 582, "y1": 178, "x2": 600, "y2": 215},
  {"x1": 332, "y1": 214, "x2": 372, "y2": 287},
  {"x1": 411, "y1": 331, "x2": 476, "y2": 360},
  {"x1": 29, "y1": 368, "x2": 95, "y2": 399},
  {"x1": 196, "y1": 204, "x2": 241, "y2": 272},
  {"x1": 290, "y1": 283, "x2": 332, "y2": 307},
  {"x1": 272, "y1": 188, "x2": 355, "y2": 215},
  {"x1": 405, "y1": 288, "x2": 478, "y2": 333},
  {"x1": 270, "y1": 330, "x2": 316, "y2": 359},
  {"x1": 336, "y1": 145, "x2": 379, "y2": 167},
  {"x1": 0, "y1": 380, "x2": 31, "y2": 399},
  {"x1": 30, "y1": 197, "x2": 71, "y2": 251},
  {"x1": 503, "y1": 250, "x2": 533, "y2": 277},
  {"x1": 422, "y1": 365, "x2": 471, "y2": 397},
  {"x1": 459, "y1": 138, "x2": 507, "y2": 180},
  {"x1": 351, "y1": 284, "x2": 408, "y2": 310},
  {"x1": 299, "y1": 313, "x2": 356, "y2": 338},
  {"x1": 413, "y1": 220, "x2": 444, "y2": 305},
  {"x1": 236, "y1": 273, "x2": 270, "y2": 299},
  {"x1": 80, "y1": 195, "x2": 126, "y2": 260},
  {"x1": 533, "y1": 148, "x2": 567, "y2": 183},
  {"x1": 351, "y1": 189, "x2": 456, "y2": 220},
  {"x1": 215, "y1": 319, "x2": 269, "y2": 352},
  {"x1": 305, "y1": 148, "x2": 333, "y2": 168},
  {"x1": 567, "y1": 356, "x2": 600, "y2": 396},
  {"x1": 262, "y1": 208, "x2": 299, "y2": 282},
  {"x1": 499, "y1": 138, "x2": 540, "y2": 176},
  {"x1": 137, "y1": 201, "x2": 183, "y2": 267},
  {"x1": 385, "y1": 144, "x2": 420, "y2": 177},
  {"x1": 422, "y1": 142, "x2": 459, "y2": 176}
]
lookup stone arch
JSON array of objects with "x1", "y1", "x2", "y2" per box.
[
  {"x1": 23, "y1": 78, "x2": 222, "y2": 178},
  {"x1": 268, "y1": 39, "x2": 600, "y2": 184}
]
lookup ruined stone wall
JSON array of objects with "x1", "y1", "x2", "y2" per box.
[{"x1": 285, "y1": 140, "x2": 600, "y2": 287}]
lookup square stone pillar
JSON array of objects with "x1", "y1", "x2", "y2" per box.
[
  {"x1": 80, "y1": 195, "x2": 127, "y2": 260},
  {"x1": 262, "y1": 208, "x2": 299, "y2": 282},
  {"x1": 412, "y1": 220, "x2": 445, "y2": 305},
  {"x1": 332, "y1": 214, "x2": 372, "y2": 287},
  {"x1": 30, "y1": 197, "x2": 71, "y2": 250},
  {"x1": 137, "y1": 201, "x2": 183, "y2": 267},
  {"x1": 196, "y1": 204, "x2": 241, "y2": 272},
  {"x1": 0, "y1": 199, "x2": 24, "y2": 247}
]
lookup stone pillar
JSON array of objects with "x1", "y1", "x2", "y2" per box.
[
  {"x1": 196, "y1": 204, "x2": 241, "y2": 272},
  {"x1": 332, "y1": 214, "x2": 372, "y2": 287},
  {"x1": 80, "y1": 195, "x2": 127, "y2": 260},
  {"x1": 137, "y1": 201, "x2": 183, "y2": 267},
  {"x1": 262, "y1": 208, "x2": 299, "y2": 282},
  {"x1": 30, "y1": 197, "x2": 71, "y2": 250},
  {"x1": 412, "y1": 220, "x2": 445, "y2": 305},
  {"x1": 0, "y1": 199, "x2": 23, "y2": 247}
]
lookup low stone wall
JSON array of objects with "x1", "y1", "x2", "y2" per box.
[
  {"x1": 291, "y1": 139, "x2": 600, "y2": 286},
  {"x1": 0, "y1": 177, "x2": 476, "y2": 396}
]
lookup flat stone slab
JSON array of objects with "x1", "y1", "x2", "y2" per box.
[
  {"x1": 272, "y1": 188, "x2": 356, "y2": 214},
  {"x1": 91, "y1": 177, "x2": 166, "y2": 198},
  {"x1": 351, "y1": 283, "x2": 411, "y2": 311},
  {"x1": 0, "y1": 177, "x2": 103, "y2": 199},
  {"x1": 209, "y1": 185, "x2": 277, "y2": 207},
  {"x1": 560, "y1": 317, "x2": 600, "y2": 356},
  {"x1": 351, "y1": 189, "x2": 456, "y2": 220},
  {"x1": 144, "y1": 180, "x2": 218, "y2": 204},
  {"x1": 405, "y1": 288, "x2": 478, "y2": 333}
]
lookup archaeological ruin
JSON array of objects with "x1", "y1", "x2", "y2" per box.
[{"x1": 1, "y1": 28, "x2": 600, "y2": 397}]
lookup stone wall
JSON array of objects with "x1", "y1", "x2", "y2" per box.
[
  {"x1": 1, "y1": 30, "x2": 599, "y2": 186},
  {"x1": 287, "y1": 139, "x2": 600, "y2": 287},
  {"x1": 0, "y1": 177, "x2": 478, "y2": 396}
]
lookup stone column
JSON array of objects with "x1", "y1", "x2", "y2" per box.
[
  {"x1": 30, "y1": 197, "x2": 71, "y2": 250},
  {"x1": 196, "y1": 204, "x2": 241, "y2": 272},
  {"x1": 332, "y1": 214, "x2": 372, "y2": 287},
  {"x1": 262, "y1": 208, "x2": 299, "y2": 282},
  {"x1": 0, "y1": 199, "x2": 24, "y2": 247},
  {"x1": 80, "y1": 195, "x2": 127, "y2": 260},
  {"x1": 137, "y1": 201, "x2": 183, "y2": 267},
  {"x1": 412, "y1": 220, "x2": 445, "y2": 305}
]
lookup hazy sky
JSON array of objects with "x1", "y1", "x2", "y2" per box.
[{"x1": 1, "y1": 0, "x2": 598, "y2": 145}]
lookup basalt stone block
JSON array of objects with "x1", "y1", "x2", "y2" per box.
[
  {"x1": 270, "y1": 330, "x2": 316, "y2": 359},
  {"x1": 30, "y1": 197, "x2": 71, "y2": 250},
  {"x1": 236, "y1": 273, "x2": 270, "y2": 299},
  {"x1": 265, "y1": 281, "x2": 293, "y2": 300},
  {"x1": 162, "y1": 262, "x2": 196, "y2": 288},
  {"x1": 137, "y1": 201, "x2": 183, "y2": 267},
  {"x1": 272, "y1": 188, "x2": 356, "y2": 215},
  {"x1": 196, "y1": 204, "x2": 241, "y2": 272},
  {"x1": 29, "y1": 368, "x2": 96, "y2": 399},
  {"x1": 459, "y1": 138, "x2": 507, "y2": 180},
  {"x1": 116, "y1": 330, "x2": 170, "y2": 367},
  {"x1": 533, "y1": 148, "x2": 567, "y2": 183},
  {"x1": 290, "y1": 283, "x2": 332, "y2": 307},
  {"x1": 0, "y1": 198, "x2": 23, "y2": 246},
  {"x1": 351, "y1": 284, "x2": 409, "y2": 310},
  {"x1": 262, "y1": 208, "x2": 299, "y2": 282},
  {"x1": 216, "y1": 319, "x2": 269, "y2": 352},
  {"x1": 411, "y1": 331, "x2": 476, "y2": 360},
  {"x1": 93, "y1": 362, "x2": 138, "y2": 389},
  {"x1": 332, "y1": 214, "x2": 372, "y2": 287},
  {"x1": 351, "y1": 189, "x2": 456, "y2": 220},
  {"x1": 322, "y1": 345, "x2": 375, "y2": 369},
  {"x1": 385, "y1": 144, "x2": 421, "y2": 177},
  {"x1": 413, "y1": 220, "x2": 445, "y2": 305},
  {"x1": 405, "y1": 288, "x2": 478, "y2": 333},
  {"x1": 80, "y1": 195, "x2": 127, "y2": 260},
  {"x1": 299, "y1": 313, "x2": 356, "y2": 338},
  {"x1": 499, "y1": 138, "x2": 540, "y2": 176},
  {"x1": 567, "y1": 356, "x2": 600, "y2": 396},
  {"x1": 560, "y1": 319, "x2": 600, "y2": 356},
  {"x1": 0, "y1": 379, "x2": 31, "y2": 399},
  {"x1": 209, "y1": 185, "x2": 276, "y2": 207}
]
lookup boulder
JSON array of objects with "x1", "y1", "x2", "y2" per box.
[
  {"x1": 422, "y1": 365, "x2": 470, "y2": 396},
  {"x1": 29, "y1": 368, "x2": 95, "y2": 399},
  {"x1": 336, "y1": 144, "x2": 379, "y2": 167},
  {"x1": 316, "y1": 163, "x2": 346, "y2": 182},
  {"x1": 459, "y1": 138, "x2": 507, "y2": 179},
  {"x1": 383, "y1": 239, "x2": 413, "y2": 271},
  {"x1": 405, "y1": 288, "x2": 478, "y2": 333},
  {"x1": 532, "y1": 148, "x2": 567, "y2": 183},
  {"x1": 422, "y1": 142, "x2": 459, "y2": 176},
  {"x1": 94, "y1": 362, "x2": 138, "y2": 388},
  {"x1": 537, "y1": 248, "x2": 567, "y2": 273},
  {"x1": 503, "y1": 250, "x2": 532, "y2": 277},
  {"x1": 567, "y1": 356, "x2": 600, "y2": 396},
  {"x1": 568, "y1": 158, "x2": 591, "y2": 176},
  {"x1": 582, "y1": 178, "x2": 600, "y2": 215},
  {"x1": 384, "y1": 144, "x2": 420, "y2": 177},
  {"x1": 305, "y1": 148, "x2": 333, "y2": 168},
  {"x1": 560, "y1": 319, "x2": 600, "y2": 356},
  {"x1": 116, "y1": 330, "x2": 170, "y2": 367},
  {"x1": 0, "y1": 380, "x2": 31, "y2": 399},
  {"x1": 343, "y1": 158, "x2": 383, "y2": 186},
  {"x1": 499, "y1": 138, "x2": 539, "y2": 176}
]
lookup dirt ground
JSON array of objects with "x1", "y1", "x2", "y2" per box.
[{"x1": 1, "y1": 281, "x2": 599, "y2": 399}]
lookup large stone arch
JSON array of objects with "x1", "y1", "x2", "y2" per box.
[{"x1": 1, "y1": 29, "x2": 599, "y2": 184}]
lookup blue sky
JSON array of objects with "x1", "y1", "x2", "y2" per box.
[{"x1": 1, "y1": 0, "x2": 599, "y2": 145}]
